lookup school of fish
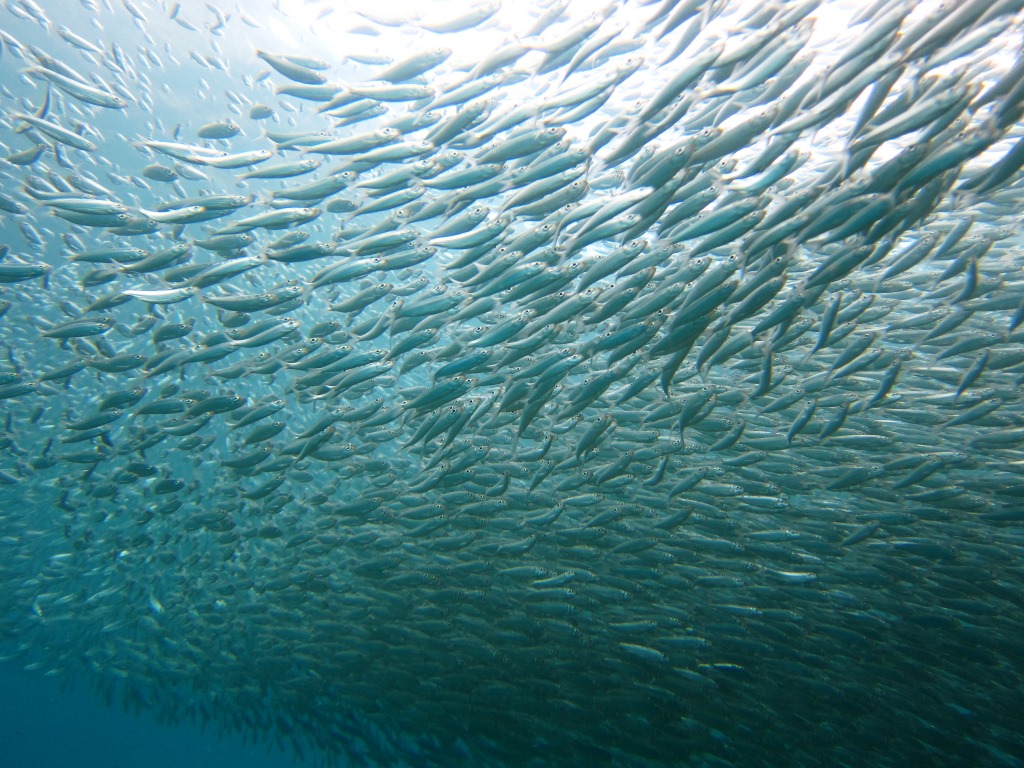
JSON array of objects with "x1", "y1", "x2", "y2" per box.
[{"x1": 1, "y1": 0, "x2": 1024, "y2": 765}]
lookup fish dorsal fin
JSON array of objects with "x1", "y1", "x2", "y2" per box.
[{"x1": 36, "y1": 86, "x2": 50, "y2": 119}]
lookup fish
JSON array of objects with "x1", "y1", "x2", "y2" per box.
[
  {"x1": 23, "y1": 65, "x2": 128, "y2": 109},
  {"x1": 0, "y1": 2, "x2": 1023, "y2": 767}
]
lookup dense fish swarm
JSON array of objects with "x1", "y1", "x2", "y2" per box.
[{"x1": 3, "y1": 0, "x2": 1024, "y2": 765}]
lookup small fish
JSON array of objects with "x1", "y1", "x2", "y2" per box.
[
  {"x1": 257, "y1": 49, "x2": 327, "y2": 84},
  {"x1": 0, "y1": 5, "x2": 1021, "y2": 767}
]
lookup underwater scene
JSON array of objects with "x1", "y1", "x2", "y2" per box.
[{"x1": 1, "y1": 0, "x2": 1023, "y2": 766}]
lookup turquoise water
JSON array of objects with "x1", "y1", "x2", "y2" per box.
[
  {"x1": 1, "y1": 1, "x2": 1024, "y2": 766},
  {"x1": 0, "y1": 665, "x2": 314, "y2": 768}
]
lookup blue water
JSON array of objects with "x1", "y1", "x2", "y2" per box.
[
  {"x1": 0, "y1": 663, "x2": 316, "y2": 768},
  {"x1": 3, "y1": 1, "x2": 1024, "y2": 766}
]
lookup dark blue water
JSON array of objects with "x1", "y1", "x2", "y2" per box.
[{"x1": 0, "y1": 663, "x2": 317, "y2": 768}]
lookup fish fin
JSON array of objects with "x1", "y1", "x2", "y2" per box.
[{"x1": 36, "y1": 86, "x2": 50, "y2": 119}]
